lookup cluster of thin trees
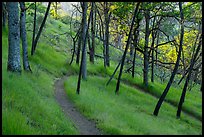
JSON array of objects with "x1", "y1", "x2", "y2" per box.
[
  {"x1": 3, "y1": 2, "x2": 202, "y2": 119},
  {"x1": 3, "y1": 2, "x2": 52, "y2": 72},
  {"x1": 71, "y1": 2, "x2": 202, "y2": 118}
]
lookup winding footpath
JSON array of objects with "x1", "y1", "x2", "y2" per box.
[
  {"x1": 54, "y1": 73, "x2": 201, "y2": 135},
  {"x1": 54, "y1": 75, "x2": 102, "y2": 135}
]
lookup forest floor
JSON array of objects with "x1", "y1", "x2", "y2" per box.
[{"x1": 54, "y1": 74, "x2": 102, "y2": 135}]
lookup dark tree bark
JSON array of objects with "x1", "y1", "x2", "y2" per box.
[
  {"x1": 106, "y1": 59, "x2": 122, "y2": 86},
  {"x1": 90, "y1": 2, "x2": 96, "y2": 63},
  {"x1": 150, "y1": 16, "x2": 158, "y2": 83},
  {"x1": 20, "y1": 2, "x2": 32, "y2": 72},
  {"x1": 2, "y1": 2, "x2": 7, "y2": 27},
  {"x1": 76, "y1": 2, "x2": 88, "y2": 94},
  {"x1": 70, "y1": 29, "x2": 80, "y2": 65},
  {"x1": 143, "y1": 8, "x2": 150, "y2": 87},
  {"x1": 76, "y1": 19, "x2": 83, "y2": 64},
  {"x1": 104, "y1": 2, "x2": 111, "y2": 67},
  {"x1": 153, "y1": 2, "x2": 184, "y2": 116},
  {"x1": 7, "y1": 2, "x2": 21, "y2": 73},
  {"x1": 115, "y1": 3, "x2": 140, "y2": 94},
  {"x1": 177, "y1": 33, "x2": 202, "y2": 118},
  {"x1": 31, "y1": 2, "x2": 51, "y2": 55},
  {"x1": 130, "y1": 41, "x2": 134, "y2": 59},
  {"x1": 132, "y1": 25, "x2": 140, "y2": 78},
  {"x1": 96, "y1": 3, "x2": 106, "y2": 67},
  {"x1": 31, "y1": 2, "x2": 37, "y2": 56},
  {"x1": 155, "y1": 31, "x2": 160, "y2": 67}
]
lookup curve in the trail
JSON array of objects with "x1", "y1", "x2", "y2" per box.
[
  {"x1": 54, "y1": 73, "x2": 201, "y2": 135},
  {"x1": 54, "y1": 75, "x2": 102, "y2": 135}
]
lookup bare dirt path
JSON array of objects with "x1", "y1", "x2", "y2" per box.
[{"x1": 54, "y1": 75, "x2": 102, "y2": 135}]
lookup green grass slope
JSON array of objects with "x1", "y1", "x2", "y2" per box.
[
  {"x1": 2, "y1": 22, "x2": 78, "y2": 135},
  {"x1": 64, "y1": 75, "x2": 202, "y2": 135}
]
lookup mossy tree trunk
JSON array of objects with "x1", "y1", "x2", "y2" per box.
[
  {"x1": 7, "y1": 2, "x2": 21, "y2": 73},
  {"x1": 143, "y1": 8, "x2": 150, "y2": 87},
  {"x1": 20, "y1": 2, "x2": 32, "y2": 72}
]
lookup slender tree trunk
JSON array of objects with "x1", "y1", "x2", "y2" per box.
[
  {"x1": 96, "y1": 4, "x2": 106, "y2": 67},
  {"x1": 106, "y1": 59, "x2": 122, "y2": 86},
  {"x1": 143, "y1": 8, "x2": 150, "y2": 87},
  {"x1": 88, "y1": 32, "x2": 92, "y2": 60},
  {"x1": 70, "y1": 39, "x2": 76, "y2": 65},
  {"x1": 76, "y1": 2, "x2": 88, "y2": 94},
  {"x1": 70, "y1": 29, "x2": 80, "y2": 65},
  {"x1": 177, "y1": 34, "x2": 201, "y2": 118},
  {"x1": 76, "y1": 20, "x2": 83, "y2": 64},
  {"x1": 20, "y1": 2, "x2": 32, "y2": 72},
  {"x1": 81, "y1": 2, "x2": 88, "y2": 80},
  {"x1": 155, "y1": 31, "x2": 159, "y2": 67},
  {"x1": 2, "y1": 2, "x2": 7, "y2": 27},
  {"x1": 153, "y1": 2, "x2": 184, "y2": 116},
  {"x1": 31, "y1": 2, "x2": 37, "y2": 55},
  {"x1": 104, "y1": 2, "x2": 110, "y2": 67},
  {"x1": 130, "y1": 43, "x2": 134, "y2": 60},
  {"x1": 151, "y1": 31, "x2": 157, "y2": 83},
  {"x1": 90, "y1": 2, "x2": 96, "y2": 63},
  {"x1": 115, "y1": 3, "x2": 140, "y2": 94},
  {"x1": 132, "y1": 25, "x2": 139, "y2": 78},
  {"x1": 31, "y1": 2, "x2": 51, "y2": 55},
  {"x1": 7, "y1": 2, "x2": 21, "y2": 73}
]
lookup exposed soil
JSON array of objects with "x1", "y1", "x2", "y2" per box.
[{"x1": 54, "y1": 75, "x2": 102, "y2": 135}]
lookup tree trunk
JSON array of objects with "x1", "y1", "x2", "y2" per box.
[
  {"x1": 31, "y1": 2, "x2": 51, "y2": 55},
  {"x1": 76, "y1": 20, "x2": 83, "y2": 64},
  {"x1": 132, "y1": 25, "x2": 139, "y2": 78},
  {"x1": 115, "y1": 3, "x2": 140, "y2": 94},
  {"x1": 177, "y1": 33, "x2": 202, "y2": 118},
  {"x1": 20, "y1": 2, "x2": 32, "y2": 72},
  {"x1": 106, "y1": 59, "x2": 122, "y2": 86},
  {"x1": 81, "y1": 2, "x2": 88, "y2": 80},
  {"x1": 2, "y1": 2, "x2": 7, "y2": 27},
  {"x1": 153, "y1": 2, "x2": 184, "y2": 116},
  {"x1": 31, "y1": 2, "x2": 37, "y2": 55},
  {"x1": 76, "y1": 2, "x2": 88, "y2": 94},
  {"x1": 151, "y1": 32, "x2": 157, "y2": 83},
  {"x1": 143, "y1": 8, "x2": 150, "y2": 87},
  {"x1": 95, "y1": 4, "x2": 106, "y2": 67},
  {"x1": 7, "y1": 2, "x2": 21, "y2": 73},
  {"x1": 155, "y1": 31, "x2": 159, "y2": 67},
  {"x1": 70, "y1": 29, "x2": 80, "y2": 65},
  {"x1": 104, "y1": 2, "x2": 110, "y2": 67},
  {"x1": 90, "y1": 2, "x2": 96, "y2": 64}
]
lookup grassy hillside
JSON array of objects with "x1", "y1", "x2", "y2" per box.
[
  {"x1": 2, "y1": 17, "x2": 78, "y2": 134},
  {"x1": 64, "y1": 75, "x2": 201, "y2": 135},
  {"x1": 2, "y1": 3, "x2": 202, "y2": 135}
]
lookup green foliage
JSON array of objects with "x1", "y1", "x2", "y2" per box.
[{"x1": 183, "y1": 2, "x2": 202, "y2": 23}]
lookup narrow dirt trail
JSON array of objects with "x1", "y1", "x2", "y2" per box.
[
  {"x1": 54, "y1": 75, "x2": 102, "y2": 135},
  {"x1": 54, "y1": 73, "x2": 200, "y2": 135}
]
